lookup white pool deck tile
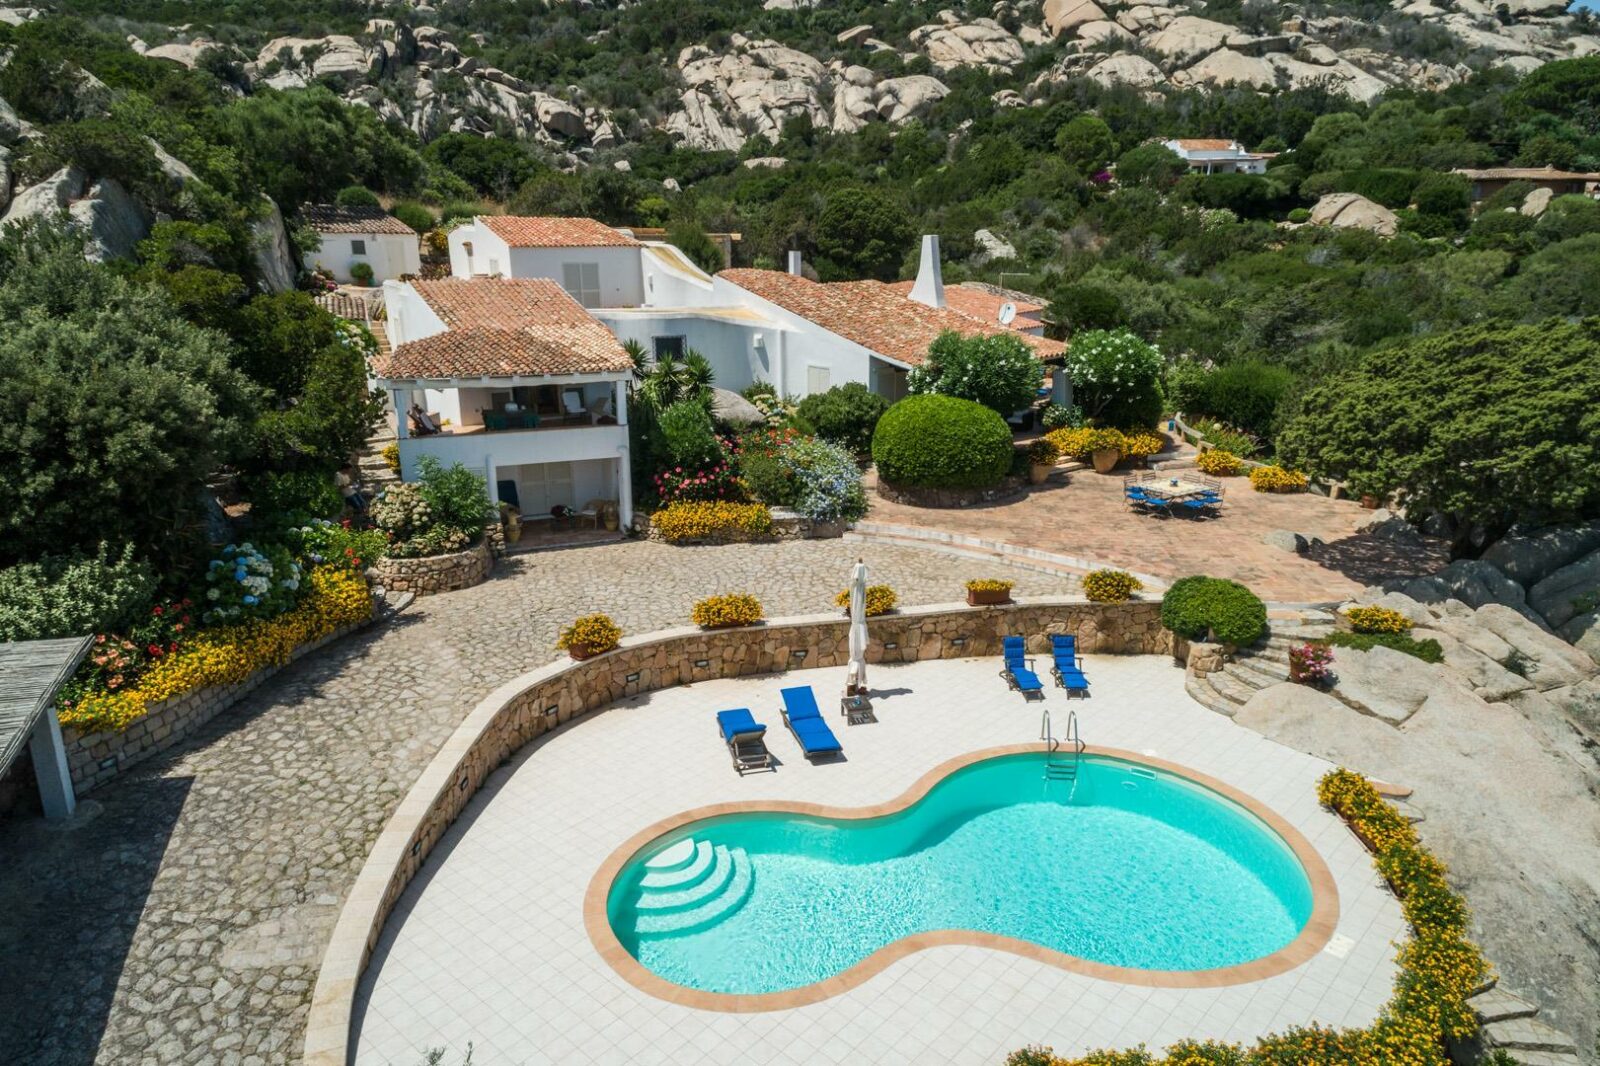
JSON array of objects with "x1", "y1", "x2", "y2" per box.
[{"x1": 351, "y1": 654, "x2": 1407, "y2": 1065}]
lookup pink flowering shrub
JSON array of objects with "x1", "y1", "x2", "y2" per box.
[
  {"x1": 653, "y1": 462, "x2": 742, "y2": 504},
  {"x1": 1289, "y1": 642, "x2": 1335, "y2": 686}
]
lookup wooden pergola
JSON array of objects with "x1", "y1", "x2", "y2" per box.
[{"x1": 0, "y1": 636, "x2": 90, "y2": 820}]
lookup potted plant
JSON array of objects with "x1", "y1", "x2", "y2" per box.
[
  {"x1": 691, "y1": 593, "x2": 764, "y2": 629},
  {"x1": 1085, "y1": 428, "x2": 1126, "y2": 474},
  {"x1": 556, "y1": 614, "x2": 622, "y2": 660},
  {"x1": 834, "y1": 585, "x2": 898, "y2": 617},
  {"x1": 1026, "y1": 438, "x2": 1060, "y2": 484},
  {"x1": 965, "y1": 578, "x2": 1015, "y2": 607},
  {"x1": 602, "y1": 501, "x2": 619, "y2": 531},
  {"x1": 500, "y1": 502, "x2": 523, "y2": 546}
]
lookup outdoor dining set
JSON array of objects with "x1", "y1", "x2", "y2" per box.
[{"x1": 1123, "y1": 473, "x2": 1225, "y2": 518}]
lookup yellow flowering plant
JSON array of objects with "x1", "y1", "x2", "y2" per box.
[
  {"x1": 1083, "y1": 427, "x2": 1128, "y2": 455},
  {"x1": 555, "y1": 613, "x2": 622, "y2": 653},
  {"x1": 1119, "y1": 431, "x2": 1165, "y2": 459},
  {"x1": 1043, "y1": 427, "x2": 1095, "y2": 460},
  {"x1": 965, "y1": 579, "x2": 1016, "y2": 593},
  {"x1": 1195, "y1": 449, "x2": 1242, "y2": 476},
  {"x1": 58, "y1": 566, "x2": 374, "y2": 735},
  {"x1": 834, "y1": 585, "x2": 898, "y2": 616},
  {"x1": 1249, "y1": 465, "x2": 1310, "y2": 493},
  {"x1": 691, "y1": 593, "x2": 764, "y2": 628},
  {"x1": 1081, "y1": 569, "x2": 1143, "y2": 603},
  {"x1": 652, "y1": 501, "x2": 774, "y2": 544},
  {"x1": 1345, "y1": 605, "x2": 1414, "y2": 634}
]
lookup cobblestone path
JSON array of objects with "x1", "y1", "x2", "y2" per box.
[{"x1": 0, "y1": 540, "x2": 1077, "y2": 1066}]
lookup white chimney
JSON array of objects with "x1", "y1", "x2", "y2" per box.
[
  {"x1": 787, "y1": 250, "x2": 803, "y2": 276},
  {"x1": 908, "y1": 235, "x2": 945, "y2": 309}
]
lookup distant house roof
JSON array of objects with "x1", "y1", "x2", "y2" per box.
[
  {"x1": 0, "y1": 637, "x2": 90, "y2": 783},
  {"x1": 719, "y1": 270, "x2": 1065, "y2": 367},
  {"x1": 478, "y1": 216, "x2": 641, "y2": 248},
  {"x1": 378, "y1": 278, "x2": 635, "y2": 379},
  {"x1": 301, "y1": 203, "x2": 418, "y2": 236},
  {"x1": 884, "y1": 281, "x2": 1045, "y2": 329},
  {"x1": 1451, "y1": 166, "x2": 1600, "y2": 182},
  {"x1": 1168, "y1": 138, "x2": 1240, "y2": 151}
]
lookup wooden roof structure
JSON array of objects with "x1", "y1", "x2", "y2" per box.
[{"x1": 0, "y1": 637, "x2": 90, "y2": 781}]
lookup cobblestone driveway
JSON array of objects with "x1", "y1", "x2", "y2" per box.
[{"x1": 0, "y1": 540, "x2": 1077, "y2": 1066}]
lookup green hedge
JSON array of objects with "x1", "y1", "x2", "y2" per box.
[
  {"x1": 1324, "y1": 630, "x2": 1443, "y2": 663},
  {"x1": 871, "y1": 394, "x2": 1013, "y2": 490},
  {"x1": 1160, "y1": 575, "x2": 1267, "y2": 646}
]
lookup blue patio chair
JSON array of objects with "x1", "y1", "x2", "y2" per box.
[
  {"x1": 779, "y1": 686, "x2": 843, "y2": 759},
  {"x1": 716, "y1": 709, "x2": 773, "y2": 775},
  {"x1": 1049, "y1": 635, "x2": 1091, "y2": 697},
  {"x1": 1000, "y1": 636, "x2": 1044, "y2": 699}
]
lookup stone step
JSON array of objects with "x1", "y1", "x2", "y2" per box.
[
  {"x1": 1470, "y1": 986, "x2": 1540, "y2": 1024},
  {"x1": 1184, "y1": 674, "x2": 1242, "y2": 718},
  {"x1": 1498, "y1": 1050, "x2": 1582, "y2": 1066},
  {"x1": 1484, "y1": 1016, "x2": 1579, "y2": 1054},
  {"x1": 1230, "y1": 657, "x2": 1288, "y2": 688},
  {"x1": 1207, "y1": 669, "x2": 1258, "y2": 708},
  {"x1": 635, "y1": 844, "x2": 736, "y2": 913},
  {"x1": 633, "y1": 847, "x2": 754, "y2": 936}
]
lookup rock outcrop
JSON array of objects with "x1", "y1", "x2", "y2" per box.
[
  {"x1": 910, "y1": 17, "x2": 1026, "y2": 71},
  {"x1": 68, "y1": 178, "x2": 151, "y2": 262},
  {"x1": 1309, "y1": 192, "x2": 1400, "y2": 236}
]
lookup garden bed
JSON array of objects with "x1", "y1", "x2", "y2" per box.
[{"x1": 371, "y1": 538, "x2": 493, "y2": 595}]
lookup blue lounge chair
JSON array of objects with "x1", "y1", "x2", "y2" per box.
[
  {"x1": 716, "y1": 708, "x2": 773, "y2": 774},
  {"x1": 779, "y1": 686, "x2": 843, "y2": 759},
  {"x1": 1050, "y1": 635, "x2": 1091, "y2": 697},
  {"x1": 1000, "y1": 636, "x2": 1044, "y2": 698}
]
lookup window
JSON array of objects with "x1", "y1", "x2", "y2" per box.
[
  {"x1": 806, "y1": 364, "x2": 831, "y2": 396},
  {"x1": 350, "y1": 239, "x2": 367, "y2": 255},
  {"x1": 562, "y1": 262, "x2": 603, "y2": 308},
  {"x1": 653, "y1": 335, "x2": 686, "y2": 359}
]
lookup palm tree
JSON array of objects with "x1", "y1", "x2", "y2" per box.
[{"x1": 637, "y1": 347, "x2": 714, "y2": 411}]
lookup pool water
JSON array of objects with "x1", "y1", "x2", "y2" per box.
[{"x1": 606, "y1": 753, "x2": 1313, "y2": 995}]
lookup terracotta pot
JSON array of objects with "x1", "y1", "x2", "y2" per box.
[
  {"x1": 567, "y1": 643, "x2": 599, "y2": 661},
  {"x1": 1029, "y1": 463, "x2": 1054, "y2": 485},
  {"x1": 502, "y1": 515, "x2": 523, "y2": 546},
  {"x1": 966, "y1": 588, "x2": 1013, "y2": 607},
  {"x1": 1091, "y1": 448, "x2": 1120, "y2": 474}
]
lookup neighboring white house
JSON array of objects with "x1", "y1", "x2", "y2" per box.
[
  {"x1": 1160, "y1": 138, "x2": 1274, "y2": 175},
  {"x1": 302, "y1": 204, "x2": 422, "y2": 285},
  {"x1": 377, "y1": 276, "x2": 637, "y2": 525}
]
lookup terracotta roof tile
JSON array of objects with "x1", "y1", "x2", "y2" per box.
[
  {"x1": 884, "y1": 281, "x2": 1044, "y2": 328},
  {"x1": 478, "y1": 216, "x2": 641, "y2": 248},
  {"x1": 719, "y1": 270, "x2": 1065, "y2": 366},
  {"x1": 300, "y1": 203, "x2": 418, "y2": 236},
  {"x1": 1171, "y1": 138, "x2": 1238, "y2": 151},
  {"x1": 1452, "y1": 166, "x2": 1600, "y2": 182},
  {"x1": 378, "y1": 278, "x2": 634, "y2": 379}
]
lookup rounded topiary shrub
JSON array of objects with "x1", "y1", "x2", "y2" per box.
[
  {"x1": 871, "y1": 394, "x2": 1013, "y2": 490},
  {"x1": 1160, "y1": 575, "x2": 1267, "y2": 646}
]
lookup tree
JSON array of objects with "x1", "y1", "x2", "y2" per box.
[
  {"x1": 1059, "y1": 329, "x2": 1165, "y2": 429},
  {"x1": 0, "y1": 223, "x2": 258, "y2": 566},
  {"x1": 1056, "y1": 115, "x2": 1115, "y2": 174},
  {"x1": 666, "y1": 219, "x2": 724, "y2": 275},
  {"x1": 813, "y1": 186, "x2": 914, "y2": 281},
  {"x1": 908, "y1": 331, "x2": 1043, "y2": 415},
  {"x1": 334, "y1": 185, "x2": 380, "y2": 208},
  {"x1": 423, "y1": 132, "x2": 539, "y2": 198},
  {"x1": 1277, "y1": 318, "x2": 1600, "y2": 531},
  {"x1": 1115, "y1": 143, "x2": 1185, "y2": 188},
  {"x1": 1500, "y1": 235, "x2": 1600, "y2": 320}
]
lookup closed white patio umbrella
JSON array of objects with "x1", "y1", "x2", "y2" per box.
[{"x1": 846, "y1": 557, "x2": 869, "y2": 697}]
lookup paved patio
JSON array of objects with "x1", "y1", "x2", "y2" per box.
[
  {"x1": 353, "y1": 655, "x2": 1405, "y2": 1066},
  {"x1": 864, "y1": 459, "x2": 1448, "y2": 603}
]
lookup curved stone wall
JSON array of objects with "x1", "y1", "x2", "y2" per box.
[
  {"x1": 303, "y1": 597, "x2": 1168, "y2": 1065},
  {"x1": 371, "y1": 539, "x2": 492, "y2": 595}
]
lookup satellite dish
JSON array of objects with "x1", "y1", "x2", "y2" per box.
[{"x1": 998, "y1": 302, "x2": 1017, "y2": 326}]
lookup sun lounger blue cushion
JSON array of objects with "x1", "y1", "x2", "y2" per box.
[
  {"x1": 1001, "y1": 637, "x2": 1043, "y2": 692},
  {"x1": 780, "y1": 686, "x2": 822, "y2": 721},
  {"x1": 789, "y1": 714, "x2": 842, "y2": 755},
  {"x1": 717, "y1": 708, "x2": 765, "y2": 740},
  {"x1": 1010, "y1": 665, "x2": 1043, "y2": 691}
]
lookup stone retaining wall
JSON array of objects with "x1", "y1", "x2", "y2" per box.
[
  {"x1": 876, "y1": 476, "x2": 1028, "y2": 509},
  {"x1": 304, "y1": 596, "x2": 1167, "y2": 1065},
  {"x1": 63, "y1": 619, "x2": 370, "y2": 796},
  {"x1": 371, "y1": 539, "x2": 492, "y2": 595}
]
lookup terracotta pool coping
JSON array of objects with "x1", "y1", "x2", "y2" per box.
[{"x1": 582, "y1": 743, "x2": 1340, "y2": 1012}]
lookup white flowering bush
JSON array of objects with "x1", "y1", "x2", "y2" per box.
[
  {"x1": 1060, "y1": 328, "x2": 1165, "y2": 429},
  {"x1": 784, "y1": 437, "x2": 867, "y2": 523},
  {"x1": 908, "y1": 330, "x2": 1041, "y2": 416},
  {"x1": 201, "y1": 543, "x2": 302, "y2": 624}
]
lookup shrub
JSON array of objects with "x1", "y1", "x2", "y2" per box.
[
  {"x1": 966, "y1": 578, "x2": 1015, "y2": 593},
  {"x1": 57, "y1": 565, "x2": 372, "y2": 734},
  {"x1": 390, "y1": 201, "x2": 435, "y2": 234},
  {"x1": 1027, "y1": 437, "x2": 1060, "y2": 465},
  {"x1": 1041, "y1": 403, "x2": 1083, "y2": 430},
  {"x1": 1190, "y1": 416, "x2": 1260, "y2": 458},
  {"x1": 872, "y1": 395, "x2": 1013, "y2": 490},
  {"x1": 1060, "y1": 329, "x2": 1164, "y2": 429},
  {"x1": 1345, "y1": 604, "x2": 1414, "y2": 634},
  {"x1": 738, "y1": 426, "x2": 804, "y2": 507},
  {"x1": 1082, "y1": 569, "x2": 1143, "y2": 603},
  {"x1": 691, "y1": 593, "x2": 764, "y2": 628},
  {"x1": 1160, "y1": 576, "x2": 1267, "y2": 646},
  {"x1": 1287, "y1": 207, "x2": 1311, "y2": 223},
  {"x1": 907, "y1": 330, "x2": 1044, "y2": 416},
  {"x1": 1290, "y1": 642, "x2": 1335, "y2": 684},
  {"x1": 334, "y1": 185, "x2": 381, "y2": 208},
  {"x1": 1119, "y1": 431, "x2": 1164, "y2": 459},
  {"x1": 659, "y1": 400, "x2": 724, "y2": 470},
  {"x1": 414, "y1": 455, "x2": 496, "y2": 538},
  {"x1": 1325, "y1": 629, "x2": 1444, "y2": 663},
  {"x1": 795, "y1": 382, "x2": 889, "y2": 454},
  {"x1": 555, "y1": 613, "x2": 622, "y2": 653},
  {"x1": 385, "y1": 526, "x2": 472, "y2": 559},
  {"x1": 1249, "y1": 465, "x2": 1309, "y2": 493},
  {"x1": 348, "y1": 261, "x2": 375, "y2": 287},
  {"x1": 834, "y1": 585, "x2": 898, "y2": 616},
  {"x1": 372, "y1": 482, "x2": 433, "y2": 543},
  {"x1": 785, "y1": 437, "x2": 868, "y2": 523},
  {"x1": 0, "y1": 543, "x2": 156, "y2": 642},
  {"x1": 1189, "y1": 361, "x2": 1294, "y2": 440},
  {"x1": 290, "y1": 519, "x2": 388, "y2": 569},
  {"x1": 250, "y1": 470, "x2": 344, "y2": 528},
  {"x1": 652, "y1": 501, "x2": 774, "y2": 543},
  {"x1": 1084, "y1": 427, "x2": 1127, "y2": 455},
  {"x1": 654, "y1": 462, "x2": 741, "y2": 504},
  {"x1": 1195, "y1": 449, "x2": 1242, "y2": 476},
  {"x1": 381, "y1": 441, "x2": 400, "y2": 473},
  {"x1": 200, "y1": 543, "x2": 302, "y2": 626}
]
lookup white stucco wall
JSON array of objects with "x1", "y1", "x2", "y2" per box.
[
  {"x1": 312, "y1": 232, "x2": 420, "y2": 284},
  {"x1": 704, "y1": 277, "x2": 893, "y2": 399},
  {"x1": 639, "y1": 244, "x2": 715, "y2": 307},
  {"x1": 594, "y1": 310, "x2": 777, "y2": 395}
]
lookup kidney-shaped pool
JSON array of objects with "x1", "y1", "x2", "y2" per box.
[{"x1": 601, "y1": 751, "x2": 1320, "y2": 997}]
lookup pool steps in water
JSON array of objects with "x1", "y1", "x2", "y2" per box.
[{"x1": 632, "y1": 837, "x2": 755, "y2": 936}]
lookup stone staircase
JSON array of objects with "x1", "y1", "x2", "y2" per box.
[
  {"x1": 355, "y1": 419, "x2": 401, "y2": 495},
  {"x1": 1183, "y1": 612, "x2": 1337, "y2": 717},
  {"x1": 628, "y1": 836, "x2": 755, "y2": 937},
  {"x1": 1455, "y1": 978, "x2": 1585, "y2": 1066}
]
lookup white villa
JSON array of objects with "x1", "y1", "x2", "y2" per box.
[
  {"x1": 303, "y1": 204, "x2": 422, "y2": 285},
  {"x1": 378, "y1": 217, "x2": 1067, "y2": 522},
  {"x1": 1160, "y1": 138, "x2": 1274, "y2": 175}
]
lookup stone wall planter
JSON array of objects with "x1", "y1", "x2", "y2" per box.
[
  {"x1": 1183, "y1": 640, "x2": 1232, "y2": 679},
  {"x1": 876, "y1": 476, "x2": 1027, "y2": 509},
  {"x1": 372, "y1": 538, "x2": 492, "y2": 595}
]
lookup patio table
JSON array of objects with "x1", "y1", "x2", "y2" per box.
[{"x1": 1140, "y1": 477, "x2": 1212, "y2": 501}]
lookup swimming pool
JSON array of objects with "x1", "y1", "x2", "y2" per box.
[{"x1": 603, "y1": 751, "x2": 1317, "y2": 996}]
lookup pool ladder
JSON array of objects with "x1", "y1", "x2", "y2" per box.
[{"x1": 1041, "y1": 709, "x2": 1084, "y2": 783}]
